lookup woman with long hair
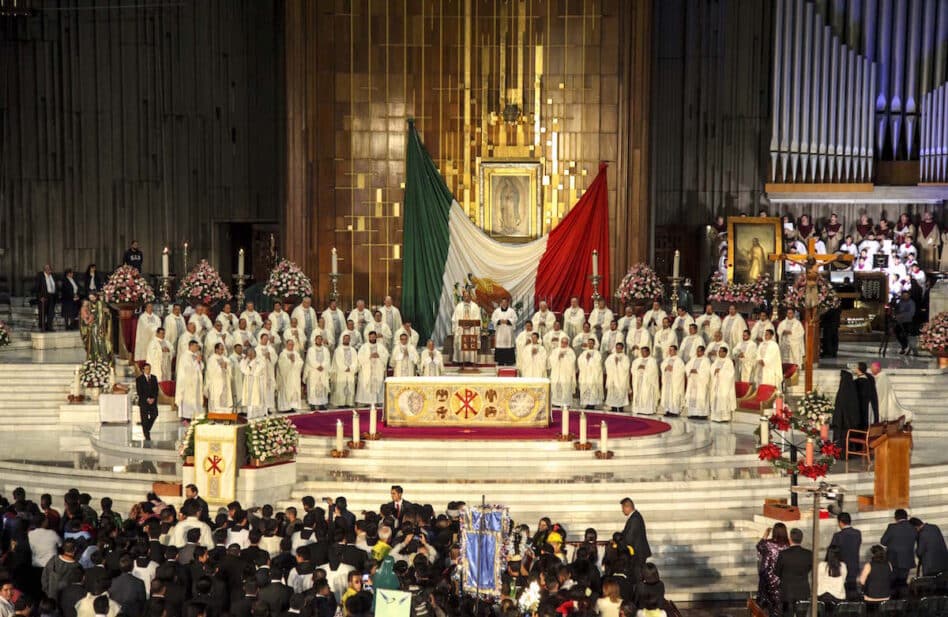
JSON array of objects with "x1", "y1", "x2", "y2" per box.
[
  {"x1": 596, "y1": 578, "x2": 623, "y2": 617},
  {"x1": 859, "y1": 545, "x2": 892, "y2": 606},
  {"x1": 817, "y1": 545, "x2": 847, "y2": 607},
  {"x1": 756, "y1": 523, "x2": 790, "y2": 617}
]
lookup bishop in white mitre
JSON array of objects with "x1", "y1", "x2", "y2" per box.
[
  {"x1": 164, "y1": 304, "x2": 187, "y2": 351},
  {"x1": 229, "y1": 343, "x2": 245, "y2": 408},
  {"x1": 331, "y1": 334, "x2": 358, "y2": 407},
  {"x1": 626, "y1": 316, "x2": 651, "y2": 359},
  {"x1": 365, "y1": 311, "x2": 393, "y2": 350},
  {"x1": 390, "y1": 333, "x2": 419, "y2": 377},
  {"x1": 652, "y1": 318, "x2": 677, "y2": 363},
  {"x1": 451, "y1": 291, "x2": 481, "y2": 366},
  {"x1": 756, "y1": 328, "x2": 783, "y2": 387},
  {"x1": 572, "y1": 322, "x2": 597, "y2": 356},
  {"x1": 240, "y1": 301, "x2": 264, "y2": 334},
  {"x1": 678, "y1": 323, "x2": 702, "y2": 365},
  {"x1": 778, "y1": 310, "x2": 805, "y2": 366},
  {"x1": 720, "y1": 305, "x2": 748, "y2": 352},
  {"x1": 642, "y1": 301, "x2": 668, "y2": 336},
  {"x1": 588, "y1": 298, "x2": 614, "y2": 339},
  {"x1": 562, "y1": 297, "x2": 586, "y2": 340},
  {"x1": 356, "y1": 331, "x2": 389, "y2": 406},
  {"x1": 599, "y1": 321, "x2": 622, "y2": 360},
  {"x1": 695, "y1": 304, "x2": 722, "y2": 343},
  {"x1": 604, "y1": 342, "x2": 631, "y2": 411},
  {"x1": 750, "y1": 310, "x2": 774, "y2": 344},
  {"x1": 683, "y1": 346, "x2": 711, "y2": 418},
  {"x1": 630, "y1": 346, "x2": 660, "y2": 416},
  {"x1": 268, "y1": 302, "x2": 291, "y2": 336},
  {"x1": 321, "y1": 300, "x2": 346, "y2": 344},
  {"x1": 216, "y1": 303, "x2": 239, "y2": 333},
  {"x1": 531, "y1": 300, "x2": 555, "y2": 339},
  {"x1": 291, "y1": 296, "x2": 318, "y2": 341},
  {"x1": 240, "y1": 348, "x2": 269, "y2": 419},
  {"x1": 175, "y1": 340, "x2": 205, "y2": 420},
  {"x1": 659, "y1": 345, "x2": 686, "y2": 416},
  {"x1": 380, "y1": 296, "x2": 403, "y2": 338},
  {"x1": 276, "y1": 340, "x2": 304, "y2": 412},
  {"x1": 548, "y1": 337, "x2": 577, "y2": 408},
  {"x1": 491, "y1": 299, "x2": 517, "y2": 366},
  {"x1": 418, "y1": 340, "x2": 444, "y2": 377},
  {"x1": 672, "y1": 307, "x2": 696, "y2": 343},
  {"x1": 520, "y1": 334, "x2": 548, "y2": 378},
  {"x1": 348, "y1": 299, "x2": 373, "y2": 335},
  {"x1": 205, "y1": 343, "x2": 234, "y2": 413},
  {"x1": 304, "y1": 335, "x2": 332, "y2": 409},
  {"x1": 577, "y1": 338, "x2": 603, "y2": 409},
  {"x1": 732, "y1": 329, "x2": 758, "y2": 382},
  {"x1": 146, "y1": 328, "x2": 173, "y2": 382},
  {"x1": 284, "y1": 318, "x2": 306, "y2": 353},
  {"x1": 134, "y1": 303, "x2": 162, "y2": 362},
  {"x1": 709, "y1": 346, "x2": 736, "y2": 422}
]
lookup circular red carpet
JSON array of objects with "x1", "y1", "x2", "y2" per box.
[{"x1": 291, "y1": 408, "x2": 671, "y2": 441}]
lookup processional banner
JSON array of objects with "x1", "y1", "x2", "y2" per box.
[{"x1": 460, "y1": 505, "x2": 510, "y2": 599}]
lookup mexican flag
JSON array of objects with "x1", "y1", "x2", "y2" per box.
[{"x1": 402, "y1": 120, "x2": 611, "y2": 344}]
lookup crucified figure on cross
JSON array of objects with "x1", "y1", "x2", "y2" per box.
[{"x1": 769, "y1": 237, "x2": 853, "y2": 392}]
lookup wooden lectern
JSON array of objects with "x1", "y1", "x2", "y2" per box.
[
  {"x1": 871, "y1": 429, "x2": 912, "y2": 509},
  {"x1": 458, "y1": 319, "x2": 482, "y2": 352}
]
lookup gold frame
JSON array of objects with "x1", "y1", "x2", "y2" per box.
[
  {"x1": 726, "y1": 216, "x2": 783, "y2": 284},
  {"x1": 479, "y1": 160, "x2": 542, "y2": 242}
]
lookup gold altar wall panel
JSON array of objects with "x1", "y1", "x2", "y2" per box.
[{"x1": 284, "y1": 0, "x2": 652, "y2": 307}]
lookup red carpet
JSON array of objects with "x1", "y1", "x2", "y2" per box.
[{"x1": 291, "y1": 408, "x2": 671, "y2": 441}]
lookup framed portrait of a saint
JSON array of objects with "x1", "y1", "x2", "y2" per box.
[
  {"x1": 479, "y1": 160, "x2": 541, "y2": 242},
  {"x1": 727, "y1": 216, "x2": 783, "y2": 284}
]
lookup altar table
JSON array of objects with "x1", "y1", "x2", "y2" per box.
[
  {"x1": 99, "y1": 393, "x2": 132, "y2": 423},
  {"x1": 384, "y1": 376, "x2": 550, "y2": 427}
]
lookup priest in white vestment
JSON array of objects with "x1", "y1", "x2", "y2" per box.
[
  {"x1": 490, "y1": 299, "x2": 517, "y2": 366},
  {"x1": 205, "y1": 343, "x2": 234, "y2": 413},
  {"x1": 175, "y1": 341, "x2": 205, "y2": 420},
  {"x1": 542, "y1": 322, "x2": 567, "y2": 353},
  {"x1": 240, "y1": 301, "x2": 264, "y2": 335},
  {"x1": 276, "y1": 340, "x2": 304, "y2": 412},
  {"x1": 176, "y1": 324, "x2": 202, "y2": 377},
  {"x1": 626, "y1": 317, "x2": 651, "y2": 359},
  {"x1": 750, "y1": 311, "x2": 774, "y2": 344},
  {"x1": 709, "y1": 347, "x2": 736, "y2": 422},
  {"x1": 291, "y1": 296, "x2": 318, "y2": 341},
  {"x1": 451, "y1": 291, "x2": 481, "y2": 367},
  {"x1": 678, "y1": 324, "x2": 702, "y2": 365},
  {"x1": 870, "y1": 362, "x2": 912, "y2": 423},
  {"x1": 514, "y1": 322, "x2": 536, "y2": 373},
  {"x1": 146, "y1": 328, "x2": 173, "y2": 382},
  {"x1": 659, "y1": 345, "x2": 686, "y2": 416},
  {"x1": 267, "y1": 303, "x2": 291, "y2": 336},
  {"x1": 216, "y1": 303, "x2": 239, "y2": 333},
  {"x1": 732, "y1": 329, "x2": 759, "y2": 382},
  {"x1": 588, "y1": 298, "x2": 614, "y2": 339},
  {"x1": 240, "y1": 349, "x2": 269, "y2": 419},
  {"x1": 256, "y1": 333, "x2": 279, "y2": 411},
  {"x1": 683, "y1": 346, "x2": 711, "y2": 418},
  {"x1": 189, "y1": 305, "x2": 213, "y2": 339},
  {"x1": 164, "y1": 304, "x2": 187, "y2": 352},
  {"x1": 630, "y1": 346, "x2": 660, "y2": 415},
  {"x1": 321, "y1": 300, "x2": 347, "y2": 344},
  {"x1": 379, "y1": 296, "x2": 403, "y2": 339},
  {"x1": 672, "y1": 308, "x2": 696, "y2": 343},
  {"x1": 695, "y1": 304, "x2": 722, "y2": 343},
  {"x1": 257, "y1": 322, "x2": 283, "y2": 354},
  {"x1": 365, "y1": 311, "x2": 394, "y2": 350},
  {"x1": 520, "y1": 334, "x2": 548, "y2": 378},
  {"x1": 134, "y1": 303, "x2": 162, "y2": 363},
  {"x1": 331, "y1": 335, "x2": 358, "y2": 407},
  {"x1": 531, "y1": 301, "x2": 555, "y2": 339},
  {"x1": 643, "y1": 301, "x2": 668, "y2": 336},
  {"x1": 617, "y1": 306, "x2": 637, "y2": 339},
  {"x1": 341, "y1": 320, "x2": 363, "y2": 350},
  {"x1": 393, "y1": 322, "x2": 420, "y2": 350},
  {"x1": 706, "y1": 330, "x2": 726, "y2": 359},
  {"x1": 576, "y1": 338, "x2": 603, "y2": 409},
  {"x1": 756, "y1": 329, "x2": 783, "y2": 387},
  {"x1": 204, "y1": 322, "x2": 233, "y2": 356},
  {"x1": 778, "y1": 310, "x2": 805, "y2": 366},
  {"x1": 311, "y1": 317, "x2": 335, "y2": 351},
  {"x1": 418, "y1": 340, "x2": 445, "y2": 377},
  {"x1": 548, "y1": 337, "x2": 577, "y2": 408},
  {"x1": 233, "y1": 319, "x2": 256, "y2": 352},
  {"x1": 356, "y1": 331, "x2": 389, "y2": 406},
  {"x1": 390, "y1": 333, "x2": 419, "y2": 377},
  {"x1": 599, "y1": 321, "x2": 622, "y2": 360},
  {"x1": 562, "y1": 297, "x2": 586, "y2": 340},
  {"x1": 348, "y1": 299, "x2": 373, "y2": 335},
  {"x1": 572, "y1": 323, "x2": 597, "y2": 356},
  {"x1": 720, "y1": 305, "x2": 748, "y2": 352},
  {"x1": 604, "y1": 342, "x2": 631, "y2": 411},
  {"x1": 304, "y1": 335, "x2": 332, "y2": 409},
  {"x1": 653, "y1": 318, "x2": 677, "y2": 363},
  {"x1": 284, "y1": 318, "x2": 306, "y2": 353},
  {"x1": 229, "y1": 343, "x2": 245, "y2": 409}
]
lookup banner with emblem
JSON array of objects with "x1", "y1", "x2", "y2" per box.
[
  {"x1": 385, "y1": 376, "x2": 550, "y2": 427},
  {"x1": 194, "y1": 423, "x2": 246, "y2": 504}
]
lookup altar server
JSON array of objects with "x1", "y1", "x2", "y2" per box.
[
  {"x1": 625, "y1": 316, "x2": 651, "y2": 359},
  {"x1": 643, "y1": 301, "x2": 668, "y2": 336},
  {"x1": 240, "y1": 348, "x2": 269, "y2": 419},
  {"x1": 548, "y1": 337, "x2": 577, "y2": 408},
  {"x1": 709, "y1": 346, "x2": 736, "y2": 422},
  {"x1": 176, "y1": 341, "x2": 205, "y2": 420},
  {"x1": 146, "y1": 328, "x2": 173, "y2": 382},
  {"x1": 321, "y1": 300, "x2": 347, "y2": 344},
  {"x1": 240, "y1": 301, "x2": 264, "y2": 334},
  {"x1": 678, "y1": 323, "x2": 702, "y2": 365},
  {"x1": 720, "y1": 305, "x2": 748, "y2": 351},
  {"x1": 216, "y1": 303, "x2": 239, "y2": 333},
  {"x1": 757, "y1": 329, "x2": 783, "y2": 387},
  {"x1": 660, "y1": 345, "x2": 686, "y2": 416},
  {"x1": 291, "y1": 296, "x2": 318, "y2": 341},
  {"x1": 205, "y1": 343, "x2": 234, "y2": 414},
  {"x1": 418, "y1": 340, "x2": 445, "y2": 377},
  {"x1": 531, "y1": 300, "x2": 555, "y2": 338},
  {"x1": 331, "y1": 334, "x2": 359, "y2": 407},
  {"x1": 588, "y1": 298, "x2": 614, "y2": 339},
  {"x1": 134, "y1": 303, "x2": 162, "y2": 363},
  {"x1": 276, "y1": 340, "x2": 304, "y2": 412},
  {"x1": 267, "y1": 302, "x2": 291, "y2": 336},
  {"x1": 390, "y1": 333, "x2": 419, "y2": 377},
  {"x1": 490, "y1": 299, "x2": 517, "y2": 366},
  {"x1": 562, "y1": 297, "x2": 586, "y2": 340},
  {"x1": 304, "y1": 335, "x2": 332, "y2": 410},
  {"x1": 604, "y1": 342, "x2": 631, "y2": 412},
  {"x1": 356, "y1": 331, "x2": 388, "y2": 406},
  {"x1": 630, "y1": 346, "x2": 660, "y2": 415},
  {"x1": 733, "y1": 329, "x2": 758, "y2": 382},
  {"x1": 577, "y1": 338, "x2": 604, "y2": 409},
  {"x1": 778, "y1": 310, "x2": 805, "y2": 366},
  {"x1": 683, "y1": 346, "x2": 711, "y2": 419},
  {"x1": 695, "y1": 304, "x2": 722, "y2": 343},
  {"x1": 521, "y1": 333, "x2": 548, "y2": 378}
]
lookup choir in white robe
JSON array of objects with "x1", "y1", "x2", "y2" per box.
[
  {"x1": 134, "y1": 310, "x2": 162, "y2": 362},
  {"x1": 520, "y1": 343, "x2": 548, "y2": 378},
  {"x1": 678, "y1": 332, "x2": 702, "y2": 364},
  {"x1": 531, "y1": 308, "x2": 555, "y2": 338},
  {"x1": 777, "y1": 316, "x2": 805, "y2": 366},
  {"x1": 268, "y1": 309, "x2": 291, "y2": 335},
  {"x1": 659, "y1": 354, "x2": 686, "y2": 416},
  {"x1": 709, "y1": 354, "x2": 736, "y2": 422},
  {"x1": 175, "y1": 351, "x2": 204, "y2": 420},
  {"x1": 276, "y1": 348, "x2": 304, "y2": 411},
  {"x1": 304, "y1": 345, "x2": 332, "y2": 407},
  {"x1": 365, "y1": 320, "x2": 393, "y2": 350},
  {"x1": 604, "y1": 351, "x2": 631, "y2": 409},
  {"x1": 146, "y1": 336, "x2": 173, "y2": 382},
  {"x1": 653, "y1": 327, "x2": 677, "y2": 363},
  {"x1": 695, "y1": 311, "x2": 722, "y2": 343},
  {"x1": 239, "y1": 308, "x2": 264, "y2": 334},
  {"x1": 630, "y1": 355, "x2": 660, "y2": 415},
  {"x1": 392, "y1": 326, "x2": 420, "y2": 349},
  {"x1": 418, "y1": 347, "x2": 445, "y2": 376},
  {"x1": 321, "y1": 307, "x2": 347, "y2": 342},
  {"x1": 720, "y1": 312, "x2": 748, "y2": 351},
  {"x1": 547, "y1": 343, "x2": 577, "y2": 407},
  {"x1": 240, "y1": 355, "x2": 270, "y2": 419},
  {"x1": 642, "y1": 307, "x2": 668, "y2": 335},
  {"x1": 205, "y1": 351, "x2": 234, "y2": 413},
  {"x1": 331, "y1": 344, "x2": 358, "y2": 407},
  {"x1": 732, "y1": 338, "x2": 758, "y2": 382},
  {"x1": 756, "y1": 337, "x2": 783, "y2": 387},
  {"x1": 588, "y1": 304, "x2": 614, "y2": 337},
  {"x1": 164, "y1": 311, "x2": 187, "y2": 351},
  {"x1": 390, "y1": 342, "x2": 419, "y2": 377},
  {"x1": 683, "y1": 355, "x2": 711, "y2": 418},
  {"x1": 625, "y1": 325, "x2": 651, "y2": 359},
  {"x1": 562, "y1": 304, "x2": 586, "y2": 340},
  {"x1": 216, "y1": 311, "x2": 239, "y2": 333},
  {"x1": 576, "y1": 346, "x2": 604, "y2": 408},
  {"x1": 355, "y1": 341, "x2": 389, "y2": 405},
  {"x1": 291, "y1": 304, "x2": 318, "y2": 340},
  {"x1": 599, "y1": 327, "x2": 622, "y2": 359}
]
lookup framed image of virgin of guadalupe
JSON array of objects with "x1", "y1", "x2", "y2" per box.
[
  {"x1": 479, "y1": 160, "x2": 542, "y2": 242},
  {"x1": 727, "y1": 217, "x2": 783, "y2": 284}
]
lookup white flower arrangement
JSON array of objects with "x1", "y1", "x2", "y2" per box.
[
  {"x1": 246, "y1": 416, "x2": 300, "y2": 462},
  {"x1": 0, "y1": 321, "x2": 10, "y2": 347},
  {"x1": 79, "y1": 360, "x2": 111, "y2": 388},
  {"x1": 264, "y1": 259, "x2": 313, "y2": 301},
  {"x1": 103, "y1": 265, "x2": 156, "y2": 305},
  {"x1": 176, "y1": 417, "x2": 210, "y2": 460},
  {"x1": 177, "y1": 260, "x2": 232, "y2": 306}
]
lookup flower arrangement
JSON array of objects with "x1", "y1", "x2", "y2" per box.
[
  {"x1": 176, "y1": 417, "x2": 210, "y2": 460},
  {"x1": 264, "y1": 258, "x2": 313, "y2": 301},
  {"x1": 707, "y1": 272, "x2": 772, "y2": 306},
  {"x1": 782, "y1": 272, "x2": 840, "y2": 315},
  {"x1": 919, "y1": 311, "x2": 948, "y2": 355},
  {"x1": 102, "y1": 265, "x2": 156, "y2": 305},
  {"x1": 756, "y1": 391, "x2": 840, "y2": 479},
  {"x1": 246, "y1": 416, "x2": 300, "y2": 463},
  {"x1": 177, "y1": 260, "x2": 232, "y2": 306},
  {"x1": 0, "y1": 321, "x2": 10, "y2": 347},
  {"x1": 79, "y1": 360, "x2": 111, "y2": 388},
  {"x1": 614, "y1": 263, "x2": 665, "y2": 304}
]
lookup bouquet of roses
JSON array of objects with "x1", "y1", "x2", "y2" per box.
[
  {"x1": 614, "y1": 263, "x2": 665, "y2": 304},
  {"x1": 79, "y1": 360, "x2": 111, "y2": 388},
  {"x1": 264, "y1": 258, "x2": 312, "y2": 301},
  {"x1": 782, "y1": 272, "x2": 840, "y2": 315},
  {"x1": 246, "y1": 416, "x2": 300, "y2": 462},
  {"x1": 102, "y1": 265, "x2": 156, "y2": 305},
  {"x1": 176, "y1": 260, "x2": 232, "y2": 306},
  {"x1": 920, "y1": 311, "x2": 948, "y2": 355},
  {"x1": 0, "y1": 321, "x2": 10, "y2": 347},
  {"x1": 707, "y1": 271, "x2": 772, "y2": 305}
]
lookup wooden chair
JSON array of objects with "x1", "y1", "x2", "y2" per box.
[{"x1": 845, "y1": 421, "x2": 887, "y2": 461}]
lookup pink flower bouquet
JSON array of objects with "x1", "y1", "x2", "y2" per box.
[
  {"x1": 102, "y1": 265, "x2": 156, "y2": 305},
  {"x1": 615, "y1": 263, "x2": 665, "y2": 304},
  {"x1": 176, "y1": 260, "x2": 232, "y2": 306},
  {"x1": 264, "y1": 258, "x2": 313, "y2": 301}
]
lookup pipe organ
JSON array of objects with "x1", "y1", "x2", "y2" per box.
[{"x1": 770, "y1": 0, "x2": 948, "y2": 184}]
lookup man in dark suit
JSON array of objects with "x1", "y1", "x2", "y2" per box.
[
  {"x1": 827, "y1": 512, "x2": 862, "y2": 596},
  {"x1": 619, "y1": 497, "x2": 651, "y2": 581},
  {"x1": 257, "y1": 567, "x2": 292, "y2": 616},
  {"x1": 60, "y1": 269, "x2": 81, "y2": 330},
  {"x1": 881, "y1": 509, "x2": 916, "y2": 596},
  {"x1": 229, "y1": 579, "x2": 259, "y2": 617},
  {"x1": 136, "y1": 364, "x2": 160, "y2": 441},
  {"x1": 34, "y1": 264, "x2": 58, "y2": 331},
  {"x1": 775, "y1": 527, "x2": 813, "y2": 612},
  {"x1": 185, "y1": 484, "x2": 211, "y2": 524},
  {"x1": 109, "y1": 554, "x2": 147, "y2": 617},
  {"x1": 386, "y1": 485, "x2": 413, "y2": 527},
  {"x1": 912, "y1": 517, "x2": 948, "y2": 576}
]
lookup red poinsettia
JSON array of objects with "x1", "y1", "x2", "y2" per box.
[
  {"x1": 769, "y1": 414, "x2": 791, "y2": 431},
  {"x1": 820, "y1": 442, "x2": 842, "y2": 458},
  {"x1": 796, "y1": 461, "x2": 829, "y2": 479},
  {"x1": 758, "y1": 443, "x2": 782, "y2": 461}
]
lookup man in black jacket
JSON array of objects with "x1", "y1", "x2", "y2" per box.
[
  {"x1": 881, "y1": 509, "x2": 916, "y2": 596},
  {"x1": 34, "y1": 264, "x2": 58, "y2": 332},
  {"x1": 619, "y1": 497, "x2": 651, "y2": 581},
  {"x1": 124, "y1": 240, "x2": 144, "y2": 271},
  {"x1": 827, "y1": 512, "x2": 862, "y2": 596},
  {"x1": 109, "y1": 554, "x2": 147, "y2": 617},
  {"x1": 912, "y1": 517, "x2": 948, "y2": 576},
  {"x1": 135, "y1": 364, "x2": 160, "y2": 440},
  {"x1": 257, "y1": 567, "x2": 292, "y2": 616},
  {"x1": 775, "y1": 528, "x2": 812, "y2": 612}
]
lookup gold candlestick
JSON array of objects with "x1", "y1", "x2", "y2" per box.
[
  {"x1": 158, "y1": 276, "x2": 175, "y2": 317},
  {"x1": 589, "y1": 273, "x2": 602, "y2": 304},
  {"x1": 329, "y1": 272, "x2": 341, "y2": 303},
  {"x1": 232, "y1": 274, "x2": 250, "y2": 312}
]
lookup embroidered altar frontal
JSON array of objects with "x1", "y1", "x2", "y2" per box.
[{"x1": 384, "y1": 376, "x2": 551, "y2": 427}]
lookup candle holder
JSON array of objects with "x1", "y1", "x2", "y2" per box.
[
  {"x1": 330, "y1": 449, "x2": 350, "y2": 458},
  {"x1": 595, "y1": 450, "x2": 614, "y2": 459},
  {"x1": 363, "y1": 432, "x2": 381, "y2": 441},
  {"x1": 232, "y1": 274, "x2": 250, "y2": 312},
  {"x1": 573, "y1": 441, "x2": 593, "y2": 451},
  {"x1": 328, "y1": 272, "x2": 341, "y2": 302},
  {"x1": 557, "y1": 433, "x2": 576, "y2": 442},
  {"x1": 668, "y1": 276, "x2": 681, "y2": 313},
  {"x1": 346, "y1": 440, "x2": 366, "y2": 450},
  {"x1": 158, "y1": 276, "x2": 175, "y2": 316},
  {"x1": 589, "y1": 273, "x2": 602, "y2": 304}
]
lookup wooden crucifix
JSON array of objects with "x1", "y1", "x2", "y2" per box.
[{"x1": 769, "y1": 237, "x2": 853, "y2": 392}]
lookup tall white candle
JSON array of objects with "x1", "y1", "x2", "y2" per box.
[
  {"x1": 162, "y1": 248, "x2": 169, "y2": 278},
  {"x1": 561, "y1": 405, "x2": 569, "y2": 436},
  {"x1": 352, "y1": 411, "x2": 361, "y2": 445},
  {"x1": 673, "y1": 250, "x2": 680, "y2": 279},
  {"x1": 369, "y1": 403, "x2": 378, "y2": 435},
  {"x1": 760, "y1": 416, "x2": 770, "y2": 446},
  {"x1": 335, "y1": 419, "x2": 344, "y2": 452},
  {"x1": 773, "y1": 258, "x2": 780, "y2": 280},
  {"x1": 579, "y1": 412, "x2": 588, "y2": 444},
  {"x1": 331, "y1": 248, "x2": 338, "y2": 274},
  {"x1": 600, "y1": 420, "x2": 609, "y2": 452},
  {"x1": 592, "y1": 250, "x2": 599, "y2": 276},
  {"x1": 73, "y1": 367, "x2": 81, "y2": 397},
  {"x1": 238, "y1": 248, "x2": 245, "y2": 277}
]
